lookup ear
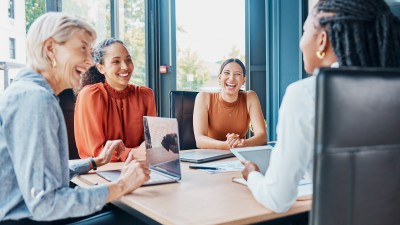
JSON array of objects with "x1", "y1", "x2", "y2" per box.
[
  {"x1": 243, "y1": 76, "x2": 246, "y2": 85},
  {"x1": 96, "y1": 63, "x2": 105, "y2": 75},
  {"x1": 44, "y1": 38, "x2": 56, "y2": 61},
  {"x1": 317, "y1": 30, "x2": 330, "y2": 52}
]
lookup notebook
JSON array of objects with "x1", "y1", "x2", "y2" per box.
[{"x1": 97, "y1": 116, "x2": 182, "y2": 186}]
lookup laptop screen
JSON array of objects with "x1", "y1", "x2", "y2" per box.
[{"x1": 144, "y1": 116, "x2": 181, "y2": 178}]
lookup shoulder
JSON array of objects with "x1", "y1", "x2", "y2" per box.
[
  {"x1": 244, "y1": 90, "x2": 258, "y2": 100},
  {"x1": 129, "y1": 85, "x2": 155, "y2": 103},
  {"x1": 281, "y1": 76, "x2": 316, "y2": 114},
  {"x1": 76, "y1": 83, "x2": 107, "y2": 106},
  {"x1": 196, "y1": 91, "x2": 212, "y2": 102},
  {"x1": 136, "y1": 85, "x2": 155, "y2": 97},
  {"x1": 79, "y1": 83, "x2": 105, "y2": 97},
  {"x1": 285, "y1": 76, "x2": 316, "y2": 98}
]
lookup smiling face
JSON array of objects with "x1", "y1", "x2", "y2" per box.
[
  {"x1": 218, "y1": 62, "x2": 246, "y2": 97},
  {"x1": 51, "y1": 30, "x2": 93, "y2": 92},
  {"x1": 96, "y1": 42, "x2": 134, "y2": 91}
]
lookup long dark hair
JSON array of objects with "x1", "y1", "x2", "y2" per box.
[
  {"x1": 219, "y1": 58, "x2": 246, "y2": 76},
  {"x1": 315, "y1": 0, "x2": 400, "y2": 67},
  {"x1": 74, "y1": 38, "x2": 126, "y2": 95}
]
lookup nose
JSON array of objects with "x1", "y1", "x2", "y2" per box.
[
  {"x1": 121, "y1": 60, "x2": 128, "y2": 70},
  {"x1": 84, "y1": 51, "x2": 94, "y2": 69}
]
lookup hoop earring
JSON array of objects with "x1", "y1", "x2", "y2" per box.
[
  {"x1": 316, "y1": 51, "x2": 326, "y2": 59},
  {"x1": 51, "y1": 58, "x2": 57, "y2": 68}
]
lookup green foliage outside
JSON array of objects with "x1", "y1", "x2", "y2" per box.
[
  {"x1": 25, "y1": 0, "x2": 46, "y2": 33},
  {"x1": 177, "y1": 48, "x2": 210, "y2": 91},
  {"x1": 123, "y1": 0, "x2": 146, "y2": 86}
]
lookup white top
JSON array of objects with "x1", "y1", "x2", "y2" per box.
[{"x1": 247, "y1": 75, "x2": 316, "y2": 213}]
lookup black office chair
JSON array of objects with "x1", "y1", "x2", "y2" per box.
[
  {"x1": 311, "y1": 67, "x2": 400, "y2": 225},
  {"x1": 58, "y1": 88, "x2": 80, "y2": 159},
  {"x1": 169, "y1": 91, "x2": 199, "y2": 150}
]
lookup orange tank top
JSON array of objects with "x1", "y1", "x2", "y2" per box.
[{"x1": 208, "y1": 92, "x2": 250, "y2": 141}]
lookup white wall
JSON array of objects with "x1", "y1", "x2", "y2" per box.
[{"x1": 0, "y1": 0, "x2": 26, "y2": 93}]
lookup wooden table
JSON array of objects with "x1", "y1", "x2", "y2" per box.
[{"x1": 71, "y1": 160, "x2": 311, "y2": 225}]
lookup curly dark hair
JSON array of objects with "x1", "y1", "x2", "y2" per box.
[
  {"x1": 315, "y1": 0, "x2": 400, "y2": 67},
  {"x1": 74, "y1": 38, "x2": 126, "y2": 95}
]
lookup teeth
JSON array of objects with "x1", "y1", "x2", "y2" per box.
[
  {"x1": 226, "y1": 83, "x2": 236, "y2": 87},
  {"x1": 119, "y1": 73, "x2": 129, "y2": 77}
]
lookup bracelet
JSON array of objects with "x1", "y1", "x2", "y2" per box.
[{"x1": 90, "y1": 157, "x2": 97, "y2": 171}]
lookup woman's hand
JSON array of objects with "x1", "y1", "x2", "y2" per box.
[
  {"x1": 106, "y1": 152, "x2": 150, "y2": 202},
  {"x1": 118, "y1": 152, "x2": 150, "y2": 194},
  {"x1": 131, "y1": 142, "x2": 146, "y2": 160},
  {"x1": 95, "y1": 140, "x2": 124, "y2": 167},
  {"x1": 226, "y1": 133, "x2": 245, "y2": 149},
  {"x1": 241, "y1": 160, "x2": 260, "y2": 180}
]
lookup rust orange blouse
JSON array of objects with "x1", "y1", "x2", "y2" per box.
[
  {"x1": 208, "y1": 92, "x2": 250, "y2": 141},
  {"x1": 74, "y1": 82, "x2": 157, "y2": 161}
]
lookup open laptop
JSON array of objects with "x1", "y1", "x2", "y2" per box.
[
  {"x1": 97, "y1": 116, "x2": 182, "y2": 186},
  {"x1": 179, "y1": 149, "x2": 234, "y2": 163}
]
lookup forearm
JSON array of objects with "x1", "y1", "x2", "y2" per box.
[
  {"x1": 196, "y1": 135, "x2": 230, "y2": 150},
  {"x1": 106, "y1": 181, "x2": 126, "y2": 202},
  {"x1": 243, "y1": 133, "x2": 268, "y2": 147}
]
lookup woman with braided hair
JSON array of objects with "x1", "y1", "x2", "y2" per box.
[
  {"x1": 240, "y1": 0, "x2": 400, "y2": 213},
  {"x1": 74, "y1": 38, "x2": 157, "y2": 162}
]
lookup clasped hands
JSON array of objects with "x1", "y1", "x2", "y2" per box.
[{"x1": 225, "y1": 133, "x2": 246, "y2": 149}]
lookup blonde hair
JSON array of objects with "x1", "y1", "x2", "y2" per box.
[{"x1": 26, "y1": 12, "x2": 97, "y2": 71}]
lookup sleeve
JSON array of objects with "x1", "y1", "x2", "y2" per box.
[
  {"x1": 69, "y1": 159, "x2": 91, "y2": 179},
  {"x1": 141, "y1": 87, "x2": 157, "y2": 116},
  {"x1": 247, "y1": 81, "x2": 315, "y2": 213},
  {"x1": 4, "y1": 91, "x2": 108, "y2": 220},
  {"x1": 74, "y1": 85, "x2": 107, "y2": 158}
]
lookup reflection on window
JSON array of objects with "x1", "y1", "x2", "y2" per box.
[
  {"x1": 8, "y1": 0, "x2": 15, "y2": 19},
  {"x1": 62, "y1": 0, "x2": 111, "y2": 42},
  {"x1": 9, "y1": 38, "x2": 16, "y2": 59},
  {"x1": 120, "y1": 0, "x2": 146, "y2": 86},
  {"x1": 176, "y1": 0, "x2": 245, "y2": 92}
]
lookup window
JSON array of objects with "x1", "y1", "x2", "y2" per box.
[
  {"x1": 175, "y1": 0, "x2": 245, "y2": 92},
  {"x1": 62, "y1": 0, "x2": 111, "y2": 42},
  {"x1": 8, "y1": 0, "x2": 15, "y2": 19},
  {"x1": 9, "y1": 38, "x2": 16, "y2": 59},
  {"x1": 120, "y1": 0, "x2": 146, "y2": 86}
]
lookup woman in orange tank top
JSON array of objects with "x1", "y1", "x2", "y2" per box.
[{"x1": 193, "y1": 58, "x2": 267, "y2": 150}]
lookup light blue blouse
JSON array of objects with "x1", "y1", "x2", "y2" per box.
[{"x1": 0, "y1": 69, "x2": 108, "y2": 221}]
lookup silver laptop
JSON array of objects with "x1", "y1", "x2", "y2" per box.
[
  {"x1": 97, "y1": 116, "x2": 182, "y2": 185},
  {"x1": 180, "y1": 149, "x2": 234, "y2": 163}
]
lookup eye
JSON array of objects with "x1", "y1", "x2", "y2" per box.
[
  {"x1": 223, "y1": 71, "x2": 229, "y2": 75},
  {"x1": 112, "y1": 60, "x2": 120, "y2": 64}
]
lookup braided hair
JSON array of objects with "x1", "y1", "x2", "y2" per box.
[
  {"x1": 315, "y1": 0, "x2": 400, "y2": 67},
  {"x1": 74, "y1": 38, "x2": 126, "y2": 95}
]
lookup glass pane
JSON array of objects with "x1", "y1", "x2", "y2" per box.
[
  {"x1": 176, "y1": 0, "x2": 245, "y2": 92},
  {"x1": 25, "y1": 0, "x2": 46, "y2": 34},
  {"x1": 120, "y1": 0, "x2": 146, "y2": 86},
  {"x1": 62, "y1": 0, "x2": 111, "y2": 42}
]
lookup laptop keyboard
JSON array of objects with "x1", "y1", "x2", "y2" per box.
[{"x1": 153, "y1": 159, "x2": 180, "y2": 175}]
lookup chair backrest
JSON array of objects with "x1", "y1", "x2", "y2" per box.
[
  {"x1": 169, "y1": 91, "x2": 198, "y2": 150},
  {"x1": 58, "y1": 89, "x2": 80, "y2": 159},
  {"x1": 311, "y1": 67, "x2": 400, "y2": 225}
]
